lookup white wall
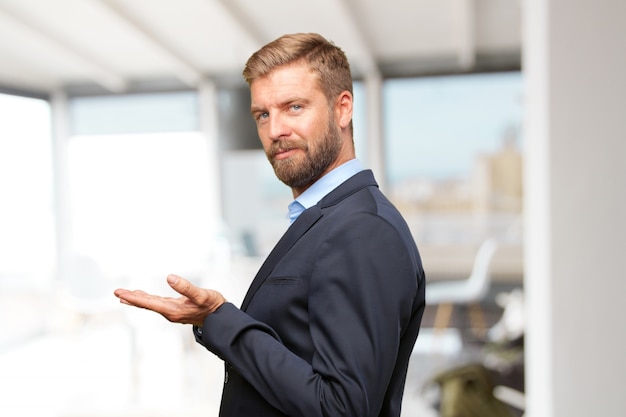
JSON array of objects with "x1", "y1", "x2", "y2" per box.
[{"x1": 524, "y1": 1, "x2": 626, "y2": 416}]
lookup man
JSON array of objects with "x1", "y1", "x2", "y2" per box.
[{"x1": 114, "y1": 33, "x2": 425, "y2": 417}]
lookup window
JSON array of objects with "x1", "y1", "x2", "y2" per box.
[
  {"x1": 384, "y1": 72, "x2": 524, "y2": 245},
  {"x1": 383, "y1": 72, "x2": 524, "y2": 283},
  {"x1": 67, "y1": 132, "x2": 216, "y2": 278},
  {"x1": 0, "y1": 93, "x2": 54, "y2": 290}
]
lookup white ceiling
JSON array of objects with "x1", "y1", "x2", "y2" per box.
[{"x1": 0, "y1": 0, "x2": 521, "y2": 96}]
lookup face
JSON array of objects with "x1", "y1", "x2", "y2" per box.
[{"x1": 250, "y1": 62, "x2": 353, "y2": 196}]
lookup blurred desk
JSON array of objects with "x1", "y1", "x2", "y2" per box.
[{"x1": 420, "y1": 243, "x2": 524, "y2": 284}]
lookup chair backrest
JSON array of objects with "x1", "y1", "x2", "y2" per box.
[{"x1": 465, "y1": 238, "x2": 499, "y2": 299}]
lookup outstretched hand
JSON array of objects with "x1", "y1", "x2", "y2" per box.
[{"x1": 113, "y1": 274, "x2": 226, "y2": 327}]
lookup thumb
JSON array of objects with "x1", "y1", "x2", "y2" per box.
[{"x1": 167, "y1": 274, "x2": 197, "y2": 299}]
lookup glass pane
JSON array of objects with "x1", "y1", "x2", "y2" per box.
[
  {"x1": 70, "y1": 92, "x2": 198, "y2": 135},
  {"x1": 385, "y1": 73, "x2": 525, "y2": 370},
  {"x1": 0, "y1": 93, "x2": 55, "y2": 363},
  {"x1": 67, "y1": 132, "x2": 216, "y2": 280},
  {"x1": 221, "y1": 149, "x2": 292, "y2": 259},
  {"x1": 0, "y1": 93, "x2": 54, "y2": 289},
  {"x1": 384, "y1": 72, "x2": 524, "y2": 246}
]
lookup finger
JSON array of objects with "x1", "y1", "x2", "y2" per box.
[
  {"x1": 114, "y1": 288, "x2": 149, "y2": 300},
  {"x1": 115, "y1": 289, "x2": 170, "y2": 312},
  {"x1": 114, "y1": 288, "x2": 129, "y2": 298},
  {"x1": 116, "y1": 293, "x2": 149, "y2": 307},
  {"x1": 167, "y1": 274, "x2": 200, "y2": 301}
]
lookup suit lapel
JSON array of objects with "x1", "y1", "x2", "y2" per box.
[
  {"x1": 240, "y1": 204, "x2": 322, "y2": 310},
  {"x1": 239, "y1": 170, "x2": 377, "y2": 311}
]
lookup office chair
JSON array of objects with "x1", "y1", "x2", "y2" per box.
[{"x1": 426, "y1": 238, "x2": 499, "y2": 336}]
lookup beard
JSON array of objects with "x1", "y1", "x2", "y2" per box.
[{"x1": 266, "y1": 117, "x2": 343, "y2": 189}]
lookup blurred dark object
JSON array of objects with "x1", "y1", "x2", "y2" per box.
[{"x1": 429, "y1": 363, "x2": 517, "y2": 417}]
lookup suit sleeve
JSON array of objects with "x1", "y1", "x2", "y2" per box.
[{"x1": 197, "y1": 213, "x2": 419, "y2": 416}]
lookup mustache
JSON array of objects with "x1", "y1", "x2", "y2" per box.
[{"x1": 268, "y1": 140, "x2": 307, "y2": 157}]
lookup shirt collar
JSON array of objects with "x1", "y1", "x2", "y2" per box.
[{"x1": 287, "y1": 159, "x2": 363, "y2": 224}]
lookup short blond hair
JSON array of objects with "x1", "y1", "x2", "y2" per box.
[{"x1": 243, "y1": 33, "x2": 353, "y2": 103}]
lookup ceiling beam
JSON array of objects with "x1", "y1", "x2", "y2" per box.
[
  {"x1": 0, "y1": 3, "x2": 126, "y2": 93},
  {"x1": 96, "y1": 0, "x2": 205, "y2": 88},
  {"x1": 337, "y1": 0, "x2": 380, "y2": 77},
  {"x1": 213, "y1": 0, "x2": 266, "y2": 47},
  {"x1": 458, "y1": 0, "x2": 477, "y2": 69},
  {"x1": 215, "y1": 0, "x2": 379, "y2": 76}
]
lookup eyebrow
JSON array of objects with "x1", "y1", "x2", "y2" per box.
[
  {"x1": 250, "y1": 105, "x2": 265, "y2": 116},
  {"x1": 250, "y1": 96, "x2": 311, "y2": 115}
]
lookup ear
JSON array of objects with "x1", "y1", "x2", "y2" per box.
[{"x1": 335, "y1": 91, "x2": 353, "y2": 130}]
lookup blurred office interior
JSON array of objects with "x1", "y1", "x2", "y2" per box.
[{"x1": 0, "y1": 1, "x2": 624, "y2": 416}]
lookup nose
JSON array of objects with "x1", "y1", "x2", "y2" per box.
[{"x1": 267, "y1": 113, "x2": 291, "y2": 141}]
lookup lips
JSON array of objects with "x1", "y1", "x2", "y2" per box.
[
  {"x1": 270, "y1": 141, "x2": 304, "y2": 160},
  {"x1": 274, "y1": 148, "x2": 298, "y2": 160}
]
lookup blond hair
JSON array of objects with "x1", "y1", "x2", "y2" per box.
[{"x1": 243, "y1": 33, "x2": 353, "y2": 103}]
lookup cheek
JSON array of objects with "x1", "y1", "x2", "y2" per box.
[{"x1": 296, "y1": 118, "x2": 323, "y2": 140}]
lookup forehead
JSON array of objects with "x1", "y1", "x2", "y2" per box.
[{"x1": 250, "y1": 63, "x2": 322, "y2": 103}]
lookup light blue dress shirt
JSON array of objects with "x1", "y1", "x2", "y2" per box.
[{"x1": 287, "y1": 159, "x2": 364, "y2": 224}]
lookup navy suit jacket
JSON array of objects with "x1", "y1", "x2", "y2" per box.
[{"x1": 195, "y1": 170, "x2": 425, "y2": 416}]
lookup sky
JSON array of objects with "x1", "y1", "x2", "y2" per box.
[{"x1": 380, "y1": 71, "x2": 523, "y2": 183}]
